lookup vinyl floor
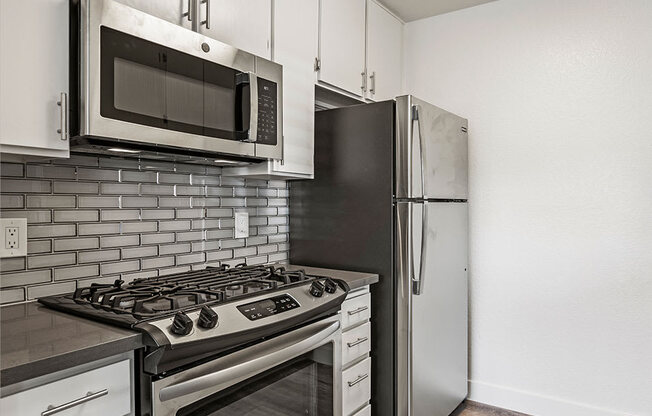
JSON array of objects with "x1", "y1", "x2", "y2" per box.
[{"x1": 450, "y1": 400, "x2": 532, "y2": 416}]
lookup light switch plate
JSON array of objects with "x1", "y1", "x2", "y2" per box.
[
  {"x1": 234, "y1": 212, "x2": 249, "y2": 239},
  {"x1": 0, "y1": 218, "x2": 27, "y2": 258}
]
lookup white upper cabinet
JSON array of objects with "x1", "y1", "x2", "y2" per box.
[
  {"x1": 318, "y1": 0, "x2": 367, "y2": 97},
  {"x1": 0, "y1": 0, "x2": 69, "y2": 159},
  {"x1": 114, "y1": 0, "x2": 192, "y2": 30},
  {"x1": 198, "y1": 0, "x2": 272, "y2": 59},
  {"x1": 222, "y1": 0, "x2": 318, "y2": 179},
  {"x1": 366, "y1": 0, "x2": 403, "y2": 101}
]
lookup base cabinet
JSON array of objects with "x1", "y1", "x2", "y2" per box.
[{"x1": 340, "y1": 285, "x2": 372, "y2": 415}]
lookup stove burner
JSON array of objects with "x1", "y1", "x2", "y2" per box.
[{"x1": 71, "y1": 265, "x2": 313, "y2": 319}]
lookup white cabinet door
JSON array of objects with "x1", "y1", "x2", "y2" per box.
[
  {"x1": 318, "y1": 0, "x2": 366, "y2": 97},
  {"x1": 366, "y1": 0, "x2": 402, "y2": 101},
  {"x1": 198, "y1": 0, "x2": 272, "y2": 59},
  {"x1": 0, "y1": 0, "x2": 69, "y2": 158},
  {"x1": 114, "y1": 0, "x2": 192, "y2": 30}
]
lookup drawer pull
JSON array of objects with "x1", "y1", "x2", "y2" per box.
[
  {"x1": 347, "y1": 337, "x2": 369, "y2": 348},
  {"x1": 347, "y1": 373, "x2": 369, "y2": 387},
  {"x1": 41, "y1": 389, "x2": 108, "y2": 416},
  {"x1": 347, "y1": 306, "x2": 368, "y2": 316}
]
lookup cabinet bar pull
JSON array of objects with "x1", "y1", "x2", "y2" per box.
[
  {"x1": 369, "y1": 71, "x2": 376, "y2": 94},
  {"x1": 183, "y1": 0, "x2": 192, "y2": 20},
  {"x1": 56, "y1": 92, "x2": 68, "y2": 141},
  {"x1": 41, "y1": 389, "x2": 108, "y2": 416},
  {"x1": 347, "y1": 373, "x2": 369, "y2": 387},
  {"x1": 201, "y1": 0, "x2": 210, "y2": 29},
  {"x1": 347, "y1": 305, "x2": 368, "y2": 316},
  {"x1": 347, "y1": 336, "x2": 369, "y2": 348}
]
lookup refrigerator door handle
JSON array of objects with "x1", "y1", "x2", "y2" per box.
[
  {"x1": 413, "y1": 202, "x2": 428, "y2": 295},
  {"x1": 412, "y1": 105, "x2": 426, "y2": 199}
]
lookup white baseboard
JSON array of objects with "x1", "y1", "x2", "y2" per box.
[{"x1": 468, "y1": 379, "x2": 639, "y2": 416}]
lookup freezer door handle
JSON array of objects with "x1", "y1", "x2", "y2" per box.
[
  {"x1": 413, "y1": 202, "x2": 428, "y2": 295},
  {"x1": 412, "y1": 105, "x2": 426, "y2": 199}
]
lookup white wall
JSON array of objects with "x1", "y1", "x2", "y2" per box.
[{"x1": 404, "y1": 1, "x2": 652, "y2": 415}]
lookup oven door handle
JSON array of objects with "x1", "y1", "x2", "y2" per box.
[{"x1": 158, "y1": 320, "x2": 340, "y2": 402}]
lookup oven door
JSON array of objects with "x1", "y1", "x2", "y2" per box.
[
  {"x1": 151, "y1": 315, "x2": 342, "y2": 416},
  {"x1": 81, "y1": 0, "x2": 260, "y2": 158}
]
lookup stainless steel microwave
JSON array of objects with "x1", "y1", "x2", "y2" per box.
[{"x1": 70, "y1": 0, "x2": 282, "y2": 164}]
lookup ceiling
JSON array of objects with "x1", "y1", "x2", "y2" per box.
[{"x1": 379, "y1": 0, "x2": 498, "y2": 22}]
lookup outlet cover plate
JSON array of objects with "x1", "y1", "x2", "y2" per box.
[
  {"x1": 235, "y1": 212, "x2": 249, "y2": 239},
  {"x1": 0, "y1": 218, "x2": 27, "y2": 258}
]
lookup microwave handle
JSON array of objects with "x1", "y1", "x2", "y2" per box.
[{"x1": 235, "y1": 71, "x2": 258, "y2": 143}]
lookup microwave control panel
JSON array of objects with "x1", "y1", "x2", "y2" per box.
[{"x1": 256, "y1": 77, "x2": 278, "y2": 145}]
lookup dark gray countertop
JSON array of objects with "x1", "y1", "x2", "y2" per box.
[
  {"x1": 0, "y1": 265, "x2": 376, "y2": 387},
  {"x1": 0, "y1": 302, "x2": 143, "y2": 387},
  {"x1": 285, "y1": 264, "x2": 379, "y2": 289}
]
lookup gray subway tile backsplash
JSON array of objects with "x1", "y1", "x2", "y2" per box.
[{"x1": 0, "y1": 156, "x2": 289, "y2": 305}]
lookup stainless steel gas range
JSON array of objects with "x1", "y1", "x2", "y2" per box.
[{"x1": 39, "y1": 265, "x2": 349, "y2": 416}]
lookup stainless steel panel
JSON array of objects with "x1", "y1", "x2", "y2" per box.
[
  {"x1": 412, "y1": 202, "x2": 468, "y2": 416},
  {"x1": 395, "y1": 200, "x2": 413, "y2": 416},
  {"x1": 80, "y1": 0, "x2": 283, "y2": 160},
  {"x1": 395, "y1": 95, "x2": 468, "y2": 200},
  {"x1": 152, "y1": 314, "x2": 342, "y2": 416},
  {"x1": 253, "y1": 57, "x2": 283, "y2": 160}
]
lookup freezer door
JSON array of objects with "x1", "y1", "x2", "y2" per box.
[
  {"x1": 395, "y1": 95, "x2": 468, "y2": 200},
  {"x1": 396, "y1": 201, "x2": 468, "y2": 416}
]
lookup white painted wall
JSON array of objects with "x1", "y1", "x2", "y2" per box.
[{"x1": 404, "y1": 1, "x2": 652, "y2": 415}]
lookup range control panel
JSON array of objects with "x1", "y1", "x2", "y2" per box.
[
  {"x1": 237, "y1": 294, "x2": 299, "y2": 321},
  {"x1": 256, "y1": 77, "x2": 278, "y2": 145}
]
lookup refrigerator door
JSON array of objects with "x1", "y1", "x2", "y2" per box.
[
  {"x1": 395, "y1": 95, "x2": 468, "y2": 200},
  {"x1": 396, "y1": 201, "x2": 468, "y2": 416}
]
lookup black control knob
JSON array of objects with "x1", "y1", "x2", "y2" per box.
[
  {"x1": 309, "y1": 281, "x2": 325, "y2": 297},
  {"x1": 171, "y1": 312, "x2": 193, "y2": 336},
  {"x1": 198, "y1": 306, "x2": 218, "y2": 329},
  {"x1": 324, "y1": 278, "x2": 338, "y2": 294}
]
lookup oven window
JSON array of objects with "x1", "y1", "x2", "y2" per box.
[
  {"x1": 176, "y1": 351, "x2": 333, "y2": 416},
  {"x1": 100, "y1": 26, "x2": 243, "y2": 140}
]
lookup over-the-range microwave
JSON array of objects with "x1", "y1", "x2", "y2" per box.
[{"x1": 69, "y1": 0, "x2": 282, "y2": 165}]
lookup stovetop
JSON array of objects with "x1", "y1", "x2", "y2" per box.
[{"x1": 38, "y1": 264, "x2": 349, "y2": 374}]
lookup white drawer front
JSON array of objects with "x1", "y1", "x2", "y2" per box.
[
  {"x1": 352, "y1": 404, "x2": 371, "y2": 416},
  {"x1": 342, "y1": 322, "x2": 371, "y2": 366},
  {"x1": 0, "y1": 359, "x2": 132, "y2": 416},
  {"x1": 342, "y1": 357, "x2": 371, "y2": 416},
  {"x1": 341, "y1": 292, "x2": 371, "y2": 329}
]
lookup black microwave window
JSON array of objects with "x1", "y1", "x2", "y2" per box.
[{"x1": 100, "y1": 26, "x2": 242, "y2": 140}]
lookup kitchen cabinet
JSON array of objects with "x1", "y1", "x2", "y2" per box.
[
  {"x1": 199, "y1": 0, "x2": 272, "y2": 59},
  {"x1": 114, "y1": 0, "x2": 193, "y2": 29},
  {"x1": 0, "y1": 0, "x2": 69, "y2": 159},
  {"x1": 318, "y1": 0, "x2": 367, "y2": 97},
  {"x1": 222, "y1": 0, "x2": 318, "y2": 179},
  {"x1": 341, "y1": 286, "x2": 372, "y2": 415},
  {"x1": 366, "y1": 0, "x2": 403, "y2": 101},
  {"x1": 0, "y1": 354, "x2": 133, "y2": 415}
]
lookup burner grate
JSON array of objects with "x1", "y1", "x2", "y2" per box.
[{"x1": 72, "y1": 265, "x2": 313, "y2": 318}]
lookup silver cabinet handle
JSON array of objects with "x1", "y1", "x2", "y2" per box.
[
  {"x1": 347, "y1": 373, "x2": 369, "y2": 387},
  {"x1": 369, "y1": 71, "x2": 376, "y2": 94},
  {"x1": 346, "y1": 336, "x2": 369, "y2": 348},
  {"x1": 182, "y1": 0, "x2": 192, "y2": 21},
  {"x1": 159, "y1": 321, "x2": 340, "y2": 402},
  {"x1": 41, "y1": 389, "x2": 108, "y2": 416},
  {"x1": 56, "y1": 92, "x2": 68, "y2": 141},
  {"x1": 347, "y1": 306, "x2": 368, "y2": 316},
  {"x1": 201, "y1": 0, "x2": 210, "y2": 29}
]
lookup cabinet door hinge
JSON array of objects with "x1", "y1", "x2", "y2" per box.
[{"x1": 314, "y1": 57, "x2": 321, "y2": 71}]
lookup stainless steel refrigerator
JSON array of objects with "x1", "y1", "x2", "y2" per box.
[{"x1": 290, "y1": 95, "x2": 468, "y2": 416}]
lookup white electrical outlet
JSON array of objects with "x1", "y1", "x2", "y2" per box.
[
  {"x1": 234, "y1": 212, "x2": 249, "y2": 239},
  {"x1": 0, "y1": 218, "x2": 27, "y2": 258}
]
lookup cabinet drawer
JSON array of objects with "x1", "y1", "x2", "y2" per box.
[
  {"x1": 342, "y1": 321, "x2": 371, "y2": 366},
  {"x1": 341, "y1": 292, "x2": 371, "y2": 329},
  {"x1": 342, "y1": 357, "x2": 371, "y2": 415},
  {"x1": 0, "y1": 359, "x2": 132, "y2": 416},
  {"x1": 352, "y1": 404, "x2": 371, "y2": 416}
]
